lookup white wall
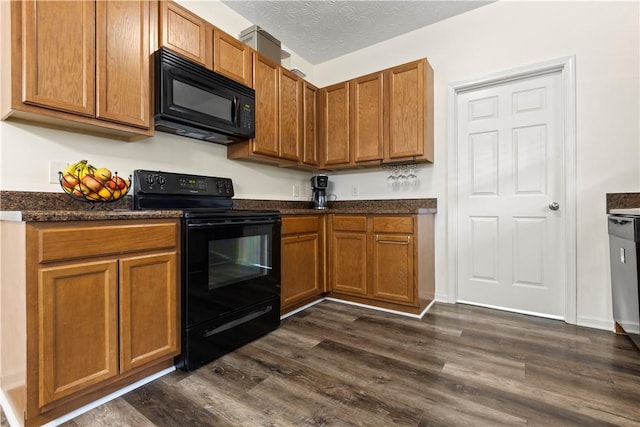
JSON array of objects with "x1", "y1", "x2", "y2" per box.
[
  {"x1": 0, "y1": 0, "x2": 314, "y2": 201},
  {"x1": 314, "y1": 0, "x2": 640, "y2": 327}
]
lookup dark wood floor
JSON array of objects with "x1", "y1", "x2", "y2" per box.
[{"x1": 9, "y1": 301, "x2": 640, "y2": 426}]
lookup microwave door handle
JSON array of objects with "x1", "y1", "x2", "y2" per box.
[{"x1": 231, "y1": 96, "x2": 238, "y2": 124}]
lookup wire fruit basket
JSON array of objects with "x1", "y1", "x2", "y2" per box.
[{"x1": 58, "y1": 160, "x2": 131, "y2": 204}]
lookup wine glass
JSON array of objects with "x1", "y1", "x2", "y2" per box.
[
  {"x1": 387, "y1": 167, "x2": 397, "y2": 188},
  {"x1": 407, "y1": 166, "x2": 418, "y2": 186},
  {"x1": 397, "y1": 167, "x2": 407, "y2": 188}
]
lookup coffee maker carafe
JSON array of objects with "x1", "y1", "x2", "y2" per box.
[{"x1": 311, "y1": 175, "x2": 329, "y2": 210}]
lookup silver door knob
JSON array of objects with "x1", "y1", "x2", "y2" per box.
[{"x1": 548, "y1": 202, "x2": 560, "y2": 211}]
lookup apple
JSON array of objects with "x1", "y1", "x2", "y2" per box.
[
  {"x1": 61, "y1": 172, "x2": 79, "y2": 190},
  {"x1": 82, "y1": 174, "x2": 103, "y2": 193},
  {"x1": 94, "y1": 167, "x2": 112, "y2": 182},
  {"x1": 108, "y1": 176, "x2": 127, "y2": 190},
  {"x1": 72, "y1": 183, "x2": 91, "y2": 198}
]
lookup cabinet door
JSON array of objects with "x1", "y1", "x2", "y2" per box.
[
  {"x1": 279, "y1": 68, "x2": 302, "y2": 162},
  {"x1": 22, "y1": 1, "x2": 95, "y2": 116},
  {"x1": 302, "y1": 82, "x2": 319, "y2": 166},
  {"x1": 160, "y1": 0, "x2": 209, "y2": 66},
  {"x1": 320, "y1": 82, "x2": 351, "y2": 167},
  {"x1": 119, "y1": 252, "x2": 179, "y2": 372},
  {"x1": 281, "y1": 233, "x2": 321, "y2": 308},
  {"x1": 370, "y1": 233, "x2": 415, "y2": 304},
  {"x1": 213, "y1": 29, "x2": 253, "y2": 87},
  {"x1": 96, "y1": 1, "x2": 150, "y2": 128},
  {"x1": 351, "y1": 72, "x2": 384, "y2": 162},
  {"x1": 39, "y1": 260, "x2": 118, "y2": 408},
  {"x1": 252, "y1": 54, "x2": 279, "y2": 157},
  {"x1": 330, "y1": 231, "x2": 367, "y2": 296},
  {"x1": 386, "y1": 60, "x2": 426, "y2": 159}
]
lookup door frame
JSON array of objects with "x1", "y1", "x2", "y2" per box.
[{"x1": 446, "y1": 56, "x2": 577, "y2": 324}]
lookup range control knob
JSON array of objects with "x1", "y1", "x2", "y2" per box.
[
  {"x1": 144, "y1": 174, "x2": 155, "y2": 185},
  {"x1": 156, "y1": 175, "x2": 166, "y2": 186}
]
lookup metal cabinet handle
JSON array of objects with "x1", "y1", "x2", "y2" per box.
[{"x1": 548, "y1": 202, "x2": 560, "y2": 211}]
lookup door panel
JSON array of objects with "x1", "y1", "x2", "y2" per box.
[
  {"x1": 331, "y1": 232, "x2": 367, "y2": 295},
  {"x1": 38, "y1": 261, "x2": 118, "y2": 407},
  {"x1": 252, "y1": 55, "x2": 279, "y2": 157},
  {"x1": 320, "y1": 82, "x2": 350, "y2": 166},
  {"x1": 457, "y1": 72, "x2": 563, "y2": 317},
  {"x1": 119, "y1": 252, "x2": 179, "y2": 372},
  {"x1": 96, "y1": 0, "x2": 150, "y2": 128},
  {"x1": 22, "y1": 1, "x2": 95, "y2": 116}
]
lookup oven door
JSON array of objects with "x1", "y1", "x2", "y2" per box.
[{"x1": 184, "y1": 215, "x2": 281, "y2": 328}]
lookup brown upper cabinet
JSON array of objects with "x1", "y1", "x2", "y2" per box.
[
  {"x1": 319, "y1": 81, "x2": 351, "y2": 168},
  {"x1": 351, "y1": 71, "x2": 385, "y2": 163},
  {"x1": 385, "y1": 59, "x2": 433, "y2": 161},
  {"x1": 159, "y1": 0, "x2": 209, "y2": 66},
  {"x1": 250, "y1": 54, "x2": 280, "y2": 158},
  {"x1": 228, "y1": 54, "x2": 313, "y2": 167},
  {"x1": 213, "y1": 29, "x2": 253, "y2": 87},
  {"x1": 302, "y1": 81, "x2": 319, "y2": 167},
  {"x1": 320, "y1": 58, "x2": 434, "y2": 169},
  {"x1": 159, "y1": 0, "x2": 253, "y2": 87},
  {"x1": 278, "y1": 67, "x2": 303, "y2": 162},
  {"x1": 2, "y1": 0, "x2": 152, "y2": 139}
]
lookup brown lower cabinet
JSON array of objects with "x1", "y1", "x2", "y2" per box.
[
  {"x1": 328, "y1": 214, "x2": 434, "y2": 314},
  {"x1": 280, "y1": 215, "x2": 326, "y2": 313},
  {"x1": 0, "y1": 219, "x2": 180, "y2": 427}
]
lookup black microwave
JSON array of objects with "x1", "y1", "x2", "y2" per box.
[{"x1": 154, "y1": 48, "x2": 255, "y2": 144}]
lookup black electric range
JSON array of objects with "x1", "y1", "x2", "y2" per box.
[{"x1": 133, "y1": 170, "x2": 281, "y2": 371}]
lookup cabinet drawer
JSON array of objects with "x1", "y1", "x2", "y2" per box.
[
  {"x1": 372, "y1": 216, "x2": 413, "y2": 234},
  {"x1": 332, "y1": 215, "x2": 367, "y2": 232},
  {"x1": 282, "y1": 216, "x2": 320, "y2": 235},
  {"x1": 32, "y1": 220, "x2": 179, "y2": 263}
]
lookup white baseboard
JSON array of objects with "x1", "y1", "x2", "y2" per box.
[
  {"x1": 0, "y1": 389, "x2": 21, "y2": 427},
  {"x1": 280, "y1": 298, "x2": 326, "y2": 319},
  {"x1": 577, "y1": 315, "x2": 614, "y2": 331},
  {"x1": 0, "y1": 366, "x2": 176, "y2": 427},
  {"x1": 325, "y1": 297, "x2": 435, "y2": 319}
]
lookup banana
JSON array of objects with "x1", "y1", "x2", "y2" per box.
[{"x1": 65, "y1": 160, "x2": 88, "y2": 177}]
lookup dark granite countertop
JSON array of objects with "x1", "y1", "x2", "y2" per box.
[
  {"x1": 235, "y1": 198, "x2": 437, "y2": 215},
  {"x1": 1, "y1": 191, "x2": 437, "y2": 222},
  {"x1": 1, "y1": 209, "x2": 183, "y2": 222}
]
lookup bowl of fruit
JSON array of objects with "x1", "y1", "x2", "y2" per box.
[{"x1": 59, "y1": 160, "x2": 130, "y2": 203}]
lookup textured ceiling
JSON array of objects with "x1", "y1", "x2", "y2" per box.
[{"x1": 221, "y1": 1, "x2": 494, "y2": 65}]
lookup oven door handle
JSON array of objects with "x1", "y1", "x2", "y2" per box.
[
  {"x1": 187, "y1": 218, "x2": 278, "y2": 228},
  {"x1": 203, "y1": 305, "x2": 274, "y2": 337}
]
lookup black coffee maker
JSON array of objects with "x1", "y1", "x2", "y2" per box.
[{"x1": 311, "y1": 175, "x2": 329, "y2": 210}]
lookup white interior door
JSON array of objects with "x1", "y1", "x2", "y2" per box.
[{"x1": 456, "y1": 72, "x2": 565, "y2": 318}]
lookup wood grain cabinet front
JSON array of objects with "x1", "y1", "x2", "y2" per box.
[
  {"x1": 319, "y1": 81, "x2": 351, "y2": 168},
  {"x1": 320, "y1": 58, "x2": 434, "y2": 169},
  {"x1": 3, "y1": 0, "x2": 153, "y2": 139},
  {"x1": 281, "y1": 216, "x2": 326, "y2": 314},
  {"x1": 328, "y1": 214, "x2": 434, "y2": 314},
  {"x1": 212, "y1": 29, "x2": 253, "y2": 87},
  {"x1": 228, "y1": 54, "x2": 317, "y2": 168},
  {"x1": 0, "y1": 219, "x2": 180, "y2": 427},
  {"x1": 159, "y1": 0, "x2": 209, "y2": 66}
]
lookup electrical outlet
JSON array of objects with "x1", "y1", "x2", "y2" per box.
[
  {"x1": 292, "y1": 184, "x2": 300, "y2": 198},
  {"x1": 351, "y1": 184, "x2": 359, "y2": 196},
  {"x1": 49, "y1": 161, "x2": 68, "y2": 184}
]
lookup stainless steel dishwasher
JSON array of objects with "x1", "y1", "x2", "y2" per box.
[{"x1": 608, "y1": 209, "x2": 640, "y2": 351}]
